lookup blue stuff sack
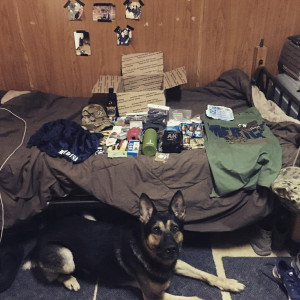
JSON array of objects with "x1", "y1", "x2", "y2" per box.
[{"x1": 28, "y1": 119, "x2": 103, "y2": 163}]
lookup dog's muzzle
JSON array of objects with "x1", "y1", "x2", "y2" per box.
[
  {"x1": 164, "y1": 245, "x2": 177, "y2": 258},
  {"x1": 160, "y1": 237, "x2": 179, "y2": 260}
]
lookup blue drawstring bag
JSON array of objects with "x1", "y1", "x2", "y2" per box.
[{"x1": 28, "y1": 119, "x2": 103, "y2": 163}]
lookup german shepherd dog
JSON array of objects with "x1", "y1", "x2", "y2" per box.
[{"x1": 23, "y1": 191, "x2": 245, "y2": 300}]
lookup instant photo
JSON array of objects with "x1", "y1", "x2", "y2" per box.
[
  {"x1": 124, "y1": 0, "x2": 144, "y2": 20},
  {"x1": 114, "y1": 25, "x2": 134, "y2": 45},
  {"x1": 93, "y1": 3, "x2": 116, "y2": 22},
  {"x1": 64, "y1": 0, "x2": 85, "y2": 21},
  {"x1": 74, "y1": 31, "x2": 91, "y2": 56}
]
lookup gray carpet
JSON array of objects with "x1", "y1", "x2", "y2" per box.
[{"x1": 222, "y1": 257, "x2": 290, "y2": 300}]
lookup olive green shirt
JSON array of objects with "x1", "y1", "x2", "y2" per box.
[{"x1": 202, "y1": 107, "x2": 282, "y2": 197}]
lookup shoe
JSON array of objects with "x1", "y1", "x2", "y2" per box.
[
  {"x1": 292, "y1": 253, "x2": 300, "y2": 278},
  {"x1": 273, "y1": 259, "x2": 300, "y2": 300},
  {"x1": 250, "y1": 226, "x2": 272, "y2": 256}
]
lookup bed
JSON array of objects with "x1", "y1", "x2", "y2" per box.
[{"x1": 0, "y1": 67, "x2": 300, "y2": 236}]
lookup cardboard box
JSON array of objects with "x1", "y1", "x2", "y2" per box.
[{"x1": 92, "y1": 52, "x2": 187, "y2": 116}]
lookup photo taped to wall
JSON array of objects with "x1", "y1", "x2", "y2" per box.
[
  {"x1": 93, "y1": 3, "x2": 116, "y2": 22},
  {"x1": 114, "y1": 25, "x2": 134, "y2": 45},
  {"x1": 74, "y1": 31, "x2": 91, "y2": 56},
  {"x1": 64, "y1": 0, "x2": 85, "y2": 21},
  {"x1": 124, "y1": 0, "x2": 144, "y2": 20}
]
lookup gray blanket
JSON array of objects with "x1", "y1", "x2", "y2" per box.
[{"x1": 1, "y1": 69, "x2": 299, "y2": 232}]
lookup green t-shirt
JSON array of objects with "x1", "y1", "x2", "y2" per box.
[{"x1": 202, "y1": 107, "x2": 282, "y2": 197}]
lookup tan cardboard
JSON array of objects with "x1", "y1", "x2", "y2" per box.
[
  {"x1": 92, "y1": 75, "x2": 123, "y2": 93},
  {"x1": 121, "y1": 52, "x2": 164, "y2": 75},
  {"x1": 117, "y1": 90, "x2": 165, "y2": 115},
  {"x1": 92, "y1": 52, "x2": 187, "y2": 116},
  {"x1": 164, "y1": 67, "x2": 187, "y2": 89}
]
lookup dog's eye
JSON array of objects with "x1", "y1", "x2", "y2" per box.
[
  {"x1": 152, "y1": 226, "x2": 162, "y2": 235},
  {"x1": 171, "y1": 224, "x2": 179, "y2": 233}
]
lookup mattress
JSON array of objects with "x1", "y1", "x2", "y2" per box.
[{"x1": 1, "y1": 69, "x2": 299, "y2": 233}]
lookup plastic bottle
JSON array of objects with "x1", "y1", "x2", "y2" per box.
[
  {"x1": 142, "y1": 128, "x2": 157, "y2": 157},
  {"x1": 106, "y1": 88, "x2": 117, "y2": 121}
]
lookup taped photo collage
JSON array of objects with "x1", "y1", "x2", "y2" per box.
[{"x1": 64, "y1": 0, "x2": 145, "y2": 54}]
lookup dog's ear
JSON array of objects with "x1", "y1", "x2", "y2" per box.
[
  {"x1": 139, "y1": 193, "x2": 157, "y2": 223},
  {"x1": 169, "y1": 190, "x2": 186, "y2": 221}
]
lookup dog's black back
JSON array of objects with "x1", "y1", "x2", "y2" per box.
[{"x1": 32, "y1": 191, "x2": 186, "y2": 290}]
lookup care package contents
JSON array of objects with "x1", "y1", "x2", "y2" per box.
[
  {"x1": 206, "y1": 105, "x2": 234, "y2": 121},
  {"x1": 106, "y1": 88, "x2": 118, "y2": 121},
  {"x1": 89, "y1": 51, "x2": 191, "y2": 159},
  {"x1": 92, "y1": 104, "x2": 206, "y2": 159},
  {"x1": 107, "y1": 139, "x2": 128, "y2": 158},
  {"x1": 167, "y1": 109, "x2": 205, "y2": 150},
  {"x1": 142, "y1": 128, "x2": 157, "y2": 157}
]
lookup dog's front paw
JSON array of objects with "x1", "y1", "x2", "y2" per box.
[
  {"x1": 63, "y1": 276, "x2": 81, "y2": 291},
  {"x1": 216, "y1": 277, "x2": 245, "y2": 292}
]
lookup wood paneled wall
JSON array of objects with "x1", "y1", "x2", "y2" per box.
[{"x1": 0, "y1": 0, "x2": 299, "y2": 97}]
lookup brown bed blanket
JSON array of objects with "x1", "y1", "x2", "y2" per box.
[{"x1": 1, "y1": 69, "x2": 299, "y2": 232}]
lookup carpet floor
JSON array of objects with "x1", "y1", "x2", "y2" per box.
[{"x1": 0, "y1": 227, "x2": 291, "y2": 300}]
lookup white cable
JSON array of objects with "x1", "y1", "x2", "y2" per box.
[
  {"x1": 0, "y1": 108, "x2": 27, "y2": 171},
  {"x1": 0, "y1": 107, "x2": 27, "y2": 244}
]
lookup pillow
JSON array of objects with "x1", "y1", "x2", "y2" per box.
[
  {"x1": 1, "y1": 90, "x2": 31, "y2": 105},
  {"x1": 272, "y1": 166, "x2": 300, "y2": 213},
  {"x1": 0, "y1": 90, "x2": 7, "y2": 102}
]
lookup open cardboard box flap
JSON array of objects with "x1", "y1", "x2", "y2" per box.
[{"x1": 92, "y1": 52, "x2": 187, "y2": 115}]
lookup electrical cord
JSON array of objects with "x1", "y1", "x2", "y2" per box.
[{"x1": 0, "y1": 108, "x2": 27, "y2": 244}]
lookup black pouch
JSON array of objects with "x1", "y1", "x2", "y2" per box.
[{"x1": 161, "y1": 131, "x2": 183, "y2": 153}]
